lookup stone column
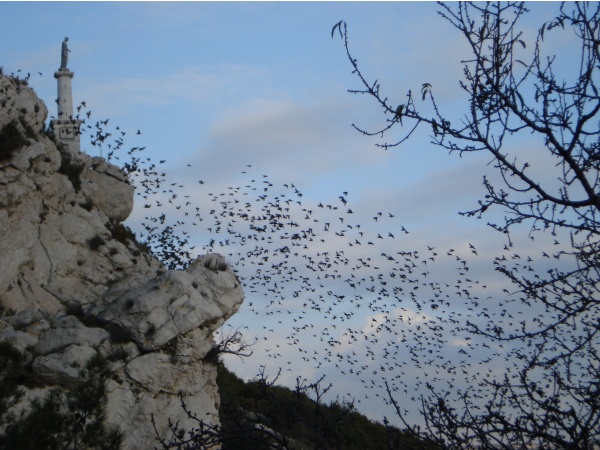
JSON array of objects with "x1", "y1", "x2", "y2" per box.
[
  {"x1": 51, "y1": 69, "x2": 81, "y2": 155},
  {"x1": 55, "y1": 69, "x2": 74, "y2": 120}
]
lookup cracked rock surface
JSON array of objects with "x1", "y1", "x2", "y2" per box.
[{"x1": 0, "y1": 74, "x2": 243, "y2": 449}]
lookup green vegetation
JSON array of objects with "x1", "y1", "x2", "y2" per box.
[
  {"x1": 0, "y1": 346, "x2": 123, "y2": 450},
  {"x1": 0, "y1": 120, "x2": 28, "y2": 162},
  {"x1": 105, "y1": 219, "x2": 151, "y2": 256},
  {"x1": 0, "y1": 342, "x2": 26, "y2": 426},
  {"x1": 87, "y1": 235, "x2": 106, "y2": 251},
  {"x1": 216, "y1": 363, "x2": 436, "y2": 450},
  {"x1": 17, "y1": 116, "x2": 35, "y2": 140},
  {"x1": 58, "y1": 148, "x2": 85, "y2": 192}
]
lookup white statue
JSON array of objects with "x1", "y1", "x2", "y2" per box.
[{"x1": 60, "y1": 37, "x2": 70, "y2": 70}]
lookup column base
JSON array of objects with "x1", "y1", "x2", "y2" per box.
[{"x1": 50, "y1": 119, "x2": 82, "y2": 155}]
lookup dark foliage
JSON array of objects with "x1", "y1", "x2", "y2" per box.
[
  {"x1": 17, "y1": 116, "x2": 36, "y2": 140},
  {"x1": 105, "y1": 219, "x2": 151, "y2": 255},
  {"x1": 154, "y1": 362, "x2": 437, "y2": 450},
  {"x1": 0, "y1": 349, "x2": 123, "y2": 450},
  {"x1": 0, "y1": 342, "x2": 26, "y2": 428},
  {"x1": 0, "y1": 120, "x2": 28, "y2": 162},
  {"x1": 88, "y1": 234, "x2": 106, "y2": 251},
  {"x1": 58, "y1": 148, "x2": 85, "y2": 192}
]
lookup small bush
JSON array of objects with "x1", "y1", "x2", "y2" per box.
[
  {"x1": 58, "y1": 150, "x2": 85, "y2": 192},
  {"x1": 44, "y1": 127, "x2": 59, "y2": 145},
  {"x1": 88, "y1": 235, "x2": 106, "y2": 251},
  {"x1": 0, "y1": 120, "x2": 28, "y2": 162},
  {"x1": 18, "y1": 116, "x2": 36, "y2": 140},
  {"x1": 106, "y1": 220, "x2": 151, "y2": 255},
  {"x1": 106, "y1": 345, "x2": 129, "y2": 362}
]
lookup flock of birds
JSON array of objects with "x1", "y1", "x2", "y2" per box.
[
  {"x1": 0, "y1": 77, "x2": 564, "y2": 423},
  {"x1": 2, "y1": 47, "x2": 593, "y2": 444},
  {"x1": 81, "y1": 115, "x2": 540, "y2": 416},
  {"x1": 0, "y1": 69, "x2": 575, "y2": 428}
]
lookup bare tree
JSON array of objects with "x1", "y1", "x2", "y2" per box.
[
  {"x1": 209, "y1": 325, "x2": 256, "y2": 362},
  {"x1": 334, "y1": 2, "x2": 600, "y2": 448}
]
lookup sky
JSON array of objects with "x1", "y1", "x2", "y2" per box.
[{"x1": 0, "y1": 1, "x2": 577, "y2": 429}]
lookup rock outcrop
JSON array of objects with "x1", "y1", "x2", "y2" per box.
[{"x1": 0, "y1": 74, "x2": 243, "y2": 448}]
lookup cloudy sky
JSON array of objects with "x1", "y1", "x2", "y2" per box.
[{"x1": 1, "y1": 2, "x2": 574, "y2": 427}]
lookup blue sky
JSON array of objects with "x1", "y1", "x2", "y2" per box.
[{"x1": 1, "y1": 1, "x2": 574, "y2": 428}]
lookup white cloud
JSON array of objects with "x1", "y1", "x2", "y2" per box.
[{"x1": 189, "y1": 95, "x2": 391, "y2": 188}]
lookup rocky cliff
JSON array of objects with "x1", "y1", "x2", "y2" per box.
[{"x1": 0, "y1": 73, "x2": 244, "y2": 448}]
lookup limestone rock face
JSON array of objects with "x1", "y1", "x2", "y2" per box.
[{"x1": 0, "y1": 74, "x2": 243, "y2": 449}]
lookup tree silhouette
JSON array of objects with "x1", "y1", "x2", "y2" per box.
[{"x1": 333, "y1": 2, "x2": 600, "y2": 448}]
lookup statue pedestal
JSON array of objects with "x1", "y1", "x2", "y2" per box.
[
  {"x1": 52, "y1": 69, "x2": 80, "y2": 155},
  {"x1": 50, "y1": 118, "x2": 82, "y2": 155}
]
